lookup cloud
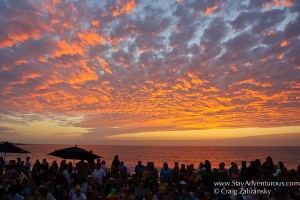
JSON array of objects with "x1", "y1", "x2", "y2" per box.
[
  {"x1": 185, "y1": 0, "x2": 224, "y2": 16},
  {"x1": 111, "y1": 0, "x2": 136, "y2": 17},
  {"x1": 0, "y1": 0, "x2": 299, "y2": 143},
  {"x1": 0, "y1": 1, "x2": 50, "y2": 48},
  {"x1": 0, "y1": 126, "x2": 18, "y2": 134},
  {"x1": 77, "y1": 31, "x2": 106, "y2": 47},
  {"x1": 134, "y1": 5, "x2": 171, "y2": 36},
  {"x1": 251, "y1": 9, "x2": 286, "y2": 35}
]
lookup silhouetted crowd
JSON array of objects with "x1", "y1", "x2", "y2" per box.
[{"x1": 0, "y1": 155, "x2": 300, "y2": 200}]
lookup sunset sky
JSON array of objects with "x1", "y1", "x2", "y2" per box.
[{"x1": 0, "y1": 0, "x2": 300, "y2": 145}]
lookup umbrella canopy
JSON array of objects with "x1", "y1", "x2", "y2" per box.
[
  {"x1": 48, "y1": 145, "x2": 101, "y2": 161},
  {"x1": 0, "y1": 142, "x2": 30, "y2": 161}
]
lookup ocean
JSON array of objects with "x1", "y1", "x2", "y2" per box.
[{"x1": 3, "y1": 144, "x2": 300, "y2": 171}]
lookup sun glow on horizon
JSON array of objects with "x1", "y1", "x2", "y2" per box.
[{"x1": 105, "y1": 126, "x2": 300, "y2": 140}]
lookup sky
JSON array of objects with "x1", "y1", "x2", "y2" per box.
[{"x1": 0, "y1": 0, "x2": 300, "y2": 146}]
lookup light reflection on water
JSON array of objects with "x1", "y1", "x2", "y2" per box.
[{"x1": 4, "y1": 144, "x2": 300, "y2": 171}]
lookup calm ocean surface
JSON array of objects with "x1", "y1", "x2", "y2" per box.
[{"x1": 3, "y1": 144, "x2": 300, "y2": 171}]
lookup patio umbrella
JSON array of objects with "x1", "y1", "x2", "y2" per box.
[
  {"x1": 48, "y1": 145, "x2": 101, "y2": 161},
  {"x1": 0, "y1": 142, "x2": 30, "y2": 161}
]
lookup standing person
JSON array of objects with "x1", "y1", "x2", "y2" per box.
[
  {"x1": 179, "y1": 164, "x2": 187, "y2": 181},
  {"x1": 197, "y1": 163, "x2": 206, "y2": 173},
  {"x1": 135, "y1": 161, "x2": 144, "y2": 181},
  {"x1": 31, "y1": 160, "x2": 41, "y2": 183},
  {"x1": 262, "y1": 156, "x2": 275, "y2": 180},
  {"x1": 101, "y1": 160, "x2": 109, "y2": 174},
  {"x1": 111, "y1": 155, "x2": 120, "y2": 178},
  {"x1": 123, "y1": 162, "x2": 131, "y2": 176},
  {"x1": 173, "y1": 162, "x2": 180, "y2": 183},
  {"x1": 120, "y1": 162, "x2": 128, "y2": 181},
  {"x1": 204, "y1": 160, "x2": 211, "y2": 173},
  {"x1": 240, "y1": 161, "x2": 248, "y2": 181},
  {"x1": 248, "y1": 161, "x2": 259, "y2": 181},
  {"x1": 59, "y1": 160, "x2": 67, "y2": 172},
  {"x1": 173, "y1": 162, "x2": 180, "y2": 175},
  {"x1": 24, "y1": 157, "x2": 31, "y2": 176},
  {"x1": 92, "y1": 163, "x2": 106, "y2": 185},
  {"x1": 197, "y1": 163, "x2": 206, "y2": 181},
  {"x1": 63, "y1": 166, "x2": 73, "y2": 190},
  {"x1": 96, "y1": 159, "x2": 101, "y2": 165},
  {"x1": 229, "y1": 162, "x2": 239, "y2": 180},
  {"x1": 49, "y1": 161, "x2": 59, "y2": 173},
  {"x1": 148, "y1": 162, "x2": 158, "y2": 188},
  {"x1": 41, "y1": 159, "x2": 49, "y2": 174},
  {"x1": 160, "y1": 163, "x2": 171, "y2": 183},
  {"x1": 16, "y1": 158, "x2": 22, "y2": 171}
]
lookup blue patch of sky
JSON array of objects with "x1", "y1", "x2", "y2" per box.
[
  {"x1": 276, "y1": 10, "x2": 297, "y2": 32},
  {"x1": 82, "y1": 22, "x2": 90, "y2": 29}
]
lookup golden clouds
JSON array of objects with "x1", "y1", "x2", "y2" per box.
[
  {"x1": 14, "y1": 60, "x2": 29, "y2": 66},
  {"x1": 278, "y1": 53, "x2": 285, "y2": 60},
  {"x1": 263, "y1": 0, "x2": 293, "y2": 10},
  {"x1": 65, "y1": 60, "x2": 98, "y2": 85},
  {"x1": 203, "y1": 6, "x2": 218, "y2": 16},
  {"x1": 91, "y1": 20, "x2": 100, "y2": 28},
  {"x1": 187, "y1": 73, "x2": 204, "y2": 86},
  {"x1": 52, "y1": 40, "x2": 84, "y2": 57},
  {"x1": 112, "y1": 0, "x2": 136, "y2": 17},
  {"x1": 0, "y1": 30, "x2": 41, "y2": 48},
  {"x1": 95, "y1": 57, "x2": 112, "y2": 74},
  {"x1": 77, "y1": 31, "x2": 106, "y2": 46},
  {"x1": 230, "y1": 79, "x2": 273, "y2": 88},
  {"x1": 281, "y1": 40, "x2": 289, "y2": 47}
]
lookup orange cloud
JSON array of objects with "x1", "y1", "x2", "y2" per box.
[
  {"x1": 172, "y1": 78, "x2": 192, "y2": 91},
  {"x1": 9, "y1": 73, "x2": 42, "y2": 86},
  {"x1": 112, "y1": 0, "x2": 136, "y2": 17},
  {"x1": 65, "y1": 60, "x2": 98, "y2": 85},
  {"x1": 95, "y1": 57, "x2": 112, "y2": 74},
  {"x1": 263, "y1": 0, "x2": 293, "y2": 10},
  {"x1": 91, "y1": 20, "x2": 100, "y2": 28},
  {"x1": 203, "y1": 86, "x2": 219, "y2": 92},
  {"x1": 285, "y1": 0, "x2": 293, "y2": 7},
  {"x1": 38, "y1": 57, "x2": 47, "y2": 63},
  {"x1": 230, "y1": 64, "x2": 239, "y2": 72},
  {"x1": 77, "y1": 31, "x2": 105, "y2": 46},
  {"x1": 230, "y1": 79, "x2": 273, "y2": 88},
  {"x1": 0, "y1": 30, "x2": 41, "y2": 49},
  {"x1": 278, "y1": 53, "x2": 285, "y2": 60},
  {"x1": 203, "y1": 6, "x2": 218, "y2": 16},
  {"x1": 187, "y1": 73, "x2": 204, "y2": 86},
  {"x1": 15, "y1": 60, "x2": 29, "y2": 66},
  {"x1": 281, "y1": 40, "x2": 289, "y2": 47},
  {"x1": 51, "y1": 40, "x2": 84, "y2": 58}
]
